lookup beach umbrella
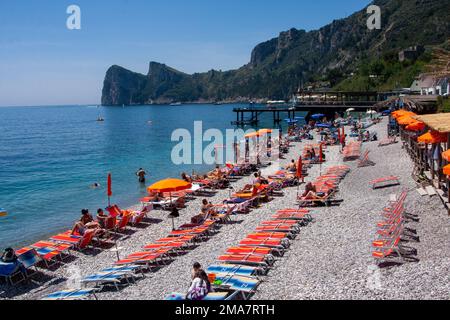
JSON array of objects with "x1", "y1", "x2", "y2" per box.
[
  {"x1": 107, "y1": 173, "x2": 112, "y2": 206},
  {"x1": 148, "y1": 178, "x2": 192, "y2": 230},
  {"x1": 406, "y1": 121, "x2": 425, "y2": 132},
  {"x1": 148, "y1": 178, "x2": 192, "y2": 193},
  {"x1": 346, "y1": 108, "x2": 355, "y2": 113},
  {"x1": 366, "y1": 110, "x2": 377, "y2": 114},
  {"x1": 296, "y1": 157, "x2": 303, "y2": 180},
  {"x1": 258, "y1": 129, "x2": 272, "y2": 135},
  {"x1": 316, "y1": 123, "x2": 331, "y2": 128},
  {"x1": 397, "y1": 115, "x2": 417, "y2": 126},
  {"x1": 311, "y1": 114, "x2": 325, "y2": 120},
  {"x1": 443, "y1": 164, "x2": 450, "y2": 176},
  {"x1": 418, "y1": 131, "x2": 448, "y2": 144},
  {"x1": 442, "y1": 150, "x2": 450, "y2": 162}
]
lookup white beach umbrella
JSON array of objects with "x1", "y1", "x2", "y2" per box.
[{"x1": 346, "y1": 108, "x2": 355, "y2": 113}]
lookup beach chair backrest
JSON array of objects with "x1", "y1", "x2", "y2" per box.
[
  {"x1": 104, "y1": 216, "x2": 117, "y2": 230},
  {"x1": 17, "y1": 249, "x2": 41, "y2": 268},
  {"x1": 78, "y1": 230, "x2": 95, "y2": 250},
  {"x1": 117, "y1": 214, "x2": 131, "y2": 230},
  {"x1": 107, "y1": 205, "x2": 121, "y2": 218}
]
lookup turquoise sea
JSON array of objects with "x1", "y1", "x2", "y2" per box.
[{"x1": 0, "y1": 104, "x2": 296, "y2": 248}]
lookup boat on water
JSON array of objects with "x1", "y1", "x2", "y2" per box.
[
  {"x1": 97, "y1": 117, "x2": 105, "y2": 122},
  {"x1": 0, "y1": 208, "x2": 7, "y2": 217},
  {"x1": 170, "y1": 102, "x2": 182, "y2": 106}
]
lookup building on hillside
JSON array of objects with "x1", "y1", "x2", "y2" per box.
[
  {"x1": 411, "y1": 74, "x2": 449, "y2": 96},
  {"x1": 399, "y1": 45, "x2": 425, "y2": 62}
]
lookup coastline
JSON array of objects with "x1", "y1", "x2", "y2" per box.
[{"x1": 2, "y1": 116, "x2": 450, "y2": 300}]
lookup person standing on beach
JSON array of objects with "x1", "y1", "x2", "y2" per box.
[{"x1": 136, "y1": 168, "x2": 147, "y2": 183}]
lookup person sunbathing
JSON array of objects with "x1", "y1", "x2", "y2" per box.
[
  {"x1": 181, "y1": 172, "x2": 192, "y2": 183},
  {"x1": 71, "y1": 209, "x2": 104, "y2": 236},
  {"x1": 286, "y1": 160, "x2": 297, "y2": 172}
]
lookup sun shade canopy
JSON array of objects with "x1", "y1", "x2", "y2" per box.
[
  {"x1": 406, "y1": 121, "x2": 425, "y2": 132},
  {"x1": 413, "y1": 113, "x2": 450, "y2": 134},
  {"x1": 245, "y1": 132, "x2": 260, "y2": 138},
  {"x1": 443, "y1": 164, "x2": 450, "y2": 176},
  {"x1": 417, "y1": 131, "x2": 448, "y2": 144},
  {"x1": 442, "y1": 150, "x2": 450, "y2": 162},
  {"x1": 148, "y1": 178, "x2": 192, "y2": 193}
]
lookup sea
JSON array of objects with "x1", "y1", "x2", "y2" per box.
[{"x1": 0, "y1": 103, "x2": 303, "y2": 248}]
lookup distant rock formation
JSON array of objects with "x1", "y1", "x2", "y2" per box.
[{"x1": 101, "y1": 0, "x2": 450, "y2": 105}]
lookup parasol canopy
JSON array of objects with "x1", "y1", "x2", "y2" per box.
[
  {"x1": 442, "y1": 150, "x2": 450, "y2": 162},
  {"x1": 406, "y1": 121, "x2": 425, "y2": 132},
  {"x1": 148, "y1": 178, "x2": 192, "y2": 193},
  {"x1": 443, "y1": 164, "x2": 450, "y2": 176},
  {"x1": 417, "y1": 131, "x2": 448, "y2": 144}
]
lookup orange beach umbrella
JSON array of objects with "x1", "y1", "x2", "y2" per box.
[
  {"x1": 397, "y1": 116, "x2": 417, "y2": 126},
  {"x1": 258, "y1": 129, "x2": 273, "y2": 135},
  {"x1": 245, "y1": 132, "x2": 260, "y2": 139},
  {"x1": 406, "y1": 121, "x2": 425, "y2": 132},
  {"x1": 417, "y1": 131, "x2": 448, "y2": 144},
  {"x1": 147, "y1": 178, "x2": 192, "y2": 193},
  {"x1": 443, "y1": 165, "x2": 450, "y2": 176},
  {"x1": 442, "y1": 150, "x2": 450, "y2": 162}
]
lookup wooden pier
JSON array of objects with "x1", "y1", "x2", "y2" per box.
[{"x1": 232, "y1": 91, "x2": 382, "y2": 125}]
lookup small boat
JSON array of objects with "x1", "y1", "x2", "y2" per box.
[
  {"x1": 170, "y1": 102, "x2": 182, "y2": 106},
  {"x1": 96, "y1": 117, "x2": 105, "y2": 122},
  {"x1": 0, "y1": 208, "x2": 7, "y2": 217}
]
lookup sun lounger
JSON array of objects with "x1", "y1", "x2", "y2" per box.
[
  {"x1": 226, "y1": 246, "x2": 273, "y2": 256},
  {"x1": 212, "y1": 274, "x2": 260, "y2": 300},
  {"x1": 165, "y1": 291, "x2": 239, "y2": 301},
  {"x1": 370, "y1": 176, "x2": 400, "y2": 189},
  {"x1": 50, "y1": 229, "x2": 96, "y2": 251},
  {"x1": 358, "y1": 150, "x2": 376, "y2": 167},
  {"x1": 16, "y1": 246, "x2": 60, "y2": 268},
  {"x1": 240, "y1": 238, "x2": 290, "y2": 250},
  {"x1": 43, "y1": 288, "x2": 97, "y2": 300},
  {"x1": 218, "y1": 253, "x2": 274, "y2": 268},
  {"x1": 206, "y1": 264, "x2": 261, "y2": 277},
  {"x1": 378, "y1": 136, "x2": 397, "y2": 147}
]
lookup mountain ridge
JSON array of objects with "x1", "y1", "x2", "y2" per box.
[{"x1": 101, "y1": 0, "x2": 450, "y2": 106}]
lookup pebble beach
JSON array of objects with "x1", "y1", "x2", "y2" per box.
[{"x1": 2, "y1": 116, "x2": 449, "y2": 300}]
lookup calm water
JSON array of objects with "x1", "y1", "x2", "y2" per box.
[{"x1": 0, "y1": 104, "x2": 294, "y2": 248}]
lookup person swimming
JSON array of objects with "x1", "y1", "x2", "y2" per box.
[
  {"x1": 136, "y1": 168, "x2": 147, "y2": 183},
  {"x1": 90, "y1": 182, "x2": 101, "y2": 189}
]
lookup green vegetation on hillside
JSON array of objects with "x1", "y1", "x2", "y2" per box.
[{"x1": 334, "y1": 51, "x2": 433, "y2": 91}]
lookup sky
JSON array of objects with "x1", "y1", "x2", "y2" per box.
[{"x1": 0, "y1": 0, "x2": 371, "y2": 106}]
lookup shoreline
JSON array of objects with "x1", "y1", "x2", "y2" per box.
[{"x1": 2, "y1": 117, "x2": 450, "y2": 300}]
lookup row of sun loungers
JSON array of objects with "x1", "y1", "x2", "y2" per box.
[
  {"x1": 297, "y1": 166, "x2": 350, "y2": 207},
  {"x1": 1, "y1": 205, "x2": 150, "y2": 286},
  {"x1": 165, "y1": 208, "x2": 313, "y2": 301},
  {"x1": 372, "y1": 191, "x2": 417, "y2": 265}
]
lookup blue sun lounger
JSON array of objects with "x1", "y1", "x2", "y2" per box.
[
  {"x1": 0, "y1": 249, "x2": 42, "y2": 285},
  {"x1": 81, "y1": 271, "x2": 135, "y2": 291},
  {"x1": 165, "y1": 291, "x2": 239, "y2": 301},
  {"x1": 213, "y1": 274, "x2": 260, "y2": 300},
  {"x1": 206, "y1": 264, "x2": 260, "y2": 277},
  {"x1": 43, "y1": 288, "x2": 97, "y2": 300}
]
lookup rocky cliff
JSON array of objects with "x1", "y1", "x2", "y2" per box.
[{"x1": 101, "y1": 0, "x2": 450, "y2": 105}]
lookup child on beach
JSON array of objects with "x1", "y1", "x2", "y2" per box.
[{"x1": 186, "y1": 269, "x2": 212, "y2": 300}]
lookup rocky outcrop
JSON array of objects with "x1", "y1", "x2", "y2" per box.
[{"x1": 101, "y1": 0, "x2": 450, "y2": 105}]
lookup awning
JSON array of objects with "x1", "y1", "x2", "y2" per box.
[
  {"x1": 417, "y1": 131, "x2": 448, "y2": 144},
  {"x1": 406, "y1": 121, "x2": 425, "y2": 132}
]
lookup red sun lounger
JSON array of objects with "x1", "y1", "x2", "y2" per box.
[{"x1": 239, "y1": 238, "x2": 289, "y2": 250}]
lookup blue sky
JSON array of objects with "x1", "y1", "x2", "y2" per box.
[{"x1": 0, "y1": 0, "x2": 371, "y2": 106}]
